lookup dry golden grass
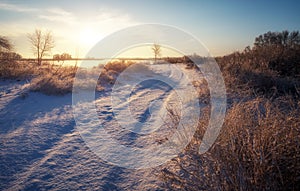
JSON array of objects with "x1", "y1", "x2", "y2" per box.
[
  {"x1": 217, "y1": 51, "x2": 300, "y2": 98},
  {"x1": 30, "y1": 63, "x2": 76, "y2": 95},
  {"x1": 212, "y1": 98, "x2": 300, "y2": 190},
  {"x1": 103, "y1": 60, "x2": 135, "y2": 73},
  {"x1": 160, "y1": 96, "x2": 300, "y2": 190},
  {"x1": 160, "y1": 49, "x2": 300, "y2": 189},
  {"x1": 0, "y1": 61, "x2": 37, "y2": 79},
  {"x1": 0, "y1": 60, "x2": 138, "y2": 95}
]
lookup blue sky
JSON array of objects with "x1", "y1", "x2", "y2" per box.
[{"x1": 0, "y1": 0, "x2": 299, "y2": 57}]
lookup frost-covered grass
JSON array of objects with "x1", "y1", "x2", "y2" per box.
[
  {"x1": 160, "y1": 96, "x2": 300, "y2": 190},
  {"x1": 0, "y1": 60, "x2": 140, "y2": 95},
  {"x1": 0, "y1": 61, "x2": 37, "y2": 79},
  {"x1": 30, "y1": 64, "x2": 76, "y2": 95}
]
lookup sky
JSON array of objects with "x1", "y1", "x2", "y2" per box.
[{"x1": 0, "y1": 0, "x2": 299, "y2": 58}]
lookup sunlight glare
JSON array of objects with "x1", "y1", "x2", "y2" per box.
[{"x1": 78, "y1": 27, "x2": 102, "y2": 47}]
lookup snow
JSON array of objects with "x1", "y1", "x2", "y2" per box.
[{"x1": 0, "y1": 63, "x2": 204, "y2": 190}]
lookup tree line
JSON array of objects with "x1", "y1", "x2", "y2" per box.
[
  {"x1": 217, "y1": 30, "x2": 300, "y2": 77},
  {"x1": 1, "y1": 29, "x2": 163, "y2": 65},
  {"x1": 1, "y1": 29, "x2": 299, "y2": 74},
  {"x1": 0, "y1": 29, "x2": 73, "y2": 65}
]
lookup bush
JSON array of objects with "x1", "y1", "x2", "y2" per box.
[
  {"x1": 0, "y1": 61, "x2": 37, "y2": 79},
  {"x1": 217, "y1": 51, "x2": 300, "y2": 97},
  {"x1": 103, "y1": 60, "x2": 135, "y2": 73},
  {"x1": 30, "y1": 64, "x2": 76, "y2": 95},
  {"x1": 98, "y1": 60, "x2": 139, "y2": 86}
]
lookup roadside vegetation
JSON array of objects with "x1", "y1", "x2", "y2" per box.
[{"x1": 160, "y1": 30, "x2": 300, "y2": 190}]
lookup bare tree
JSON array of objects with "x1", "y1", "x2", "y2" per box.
[
  {"x1": 28, "y1": 29, "x2": 54, "y2": 65},
  {"x1": 152, "y1": 43, "x2": 161, "y2": 63}
]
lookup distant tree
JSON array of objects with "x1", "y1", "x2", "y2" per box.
[
  {"x1": 254, "y1": 30, "x2": 300, "y2": 48},
  {"x1": 252, "y1": 30, "x2": 300, "y2": 76},
  {"x1": 28, "y1": 29, "x2": 54, "y2": 65},
  {"x1": 60, "y1": 53, "x2": 72, "y2": 60},
  {"x1": 0, "y1": 36, "x2": 22, "y2": 60},
  {"x1": 53, "y1": 54, "x2": 60, "y2": 61},
  {"x1": 0, "y1": 52, "x2": 22, "y2": 60},
  {"x1": 0, "y1": 36, "x2": 12, "y2": 52},
  {"x1": 53, "y1": 53, "x2": 72, "y2": 63},
  {"x1": 0, "y1": 36, "x2": 22, "y2": 75},
  {"x1": 152, "y1": 43, "x2": 161, "y2": 63}
]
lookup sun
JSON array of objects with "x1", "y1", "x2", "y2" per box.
[{"x1": 78, "y1": 27, "x2": 102, "y2": 46}]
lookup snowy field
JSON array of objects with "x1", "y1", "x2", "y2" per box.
[{"x1": 0, "y1": 63, "x2": 204, "y2": 190}]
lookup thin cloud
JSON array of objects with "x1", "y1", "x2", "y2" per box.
[
  {"x1": 96, "y1": 8, "x2": 129, "y2": 21},
  {"x1": 93, "y1": 8, "x2": 137, "y2": 31},
  {"x1": 39, "y1": 8, "x2": 75, "y2": 24},
  {"x1": 0, "y1": 2, "x2": 38, "y2": 12},
  {"x1": 0, "y1": 3, "x2": 138, "y2": 57}
]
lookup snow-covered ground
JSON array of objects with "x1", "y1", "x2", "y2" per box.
[{"x1": 0, "y1": 63, "x2": 204, "y2": 190}]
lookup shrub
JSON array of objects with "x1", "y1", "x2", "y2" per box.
[
  {"x1": 0, "y1": 61, "x2": 37, "y2": 79},
  {"x1": 103, "y1": 60, "x2": 135, "y2": 73},
  {"x1": 30, "y1": 64, "x2": 76, "y2": 95}
]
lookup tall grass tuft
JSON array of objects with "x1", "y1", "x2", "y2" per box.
[
  {"x1": 160, "y1": 97, "x2": 300, "y2": 190},
  {"x1": 30, "y1": 63, "x2": 76, "y2": 95}
]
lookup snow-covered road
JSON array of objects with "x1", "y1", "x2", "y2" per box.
[{"x1": 0, "y1": 63, "x2": 203, "y2": 190}]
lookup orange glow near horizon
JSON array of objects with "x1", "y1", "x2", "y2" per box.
[{"x1": 115, "y1": 45, "x2": 183, "y2": 59}]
